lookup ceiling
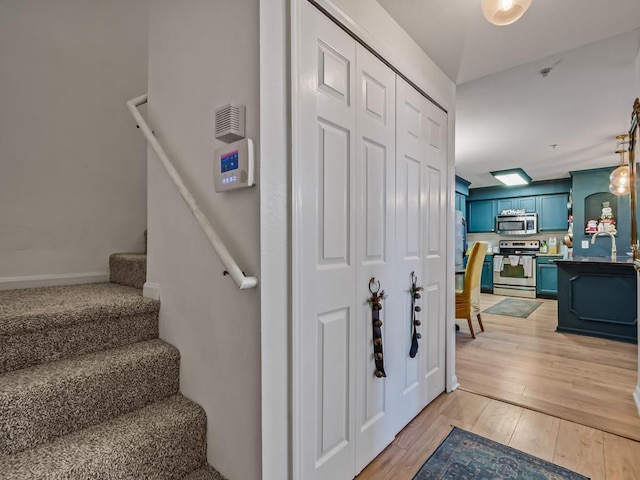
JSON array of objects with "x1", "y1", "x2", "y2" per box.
[{"x1": 377, "y1": 0, "x2": 640, "y2": 188}]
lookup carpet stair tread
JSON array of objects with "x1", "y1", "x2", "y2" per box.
[
  {"x1": 0, "y1": 394, "x2": 207, "y2": 480},
  {"x1": 0, "y1": 283, "x2": 158, "y2": 336},
  {"x1": 110, "y1": 252, "x2": 147, "y2": 289},
  {"x1": 0, "y1": 339, "x2": 180, "y2": 456},
  {"x1": 182, "y1": 465, "x2": 228, "y2": 480},
  {"x1": 0, "y1": 283, "x2": 159, "y2": 373}
]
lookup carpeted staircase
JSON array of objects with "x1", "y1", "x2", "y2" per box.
[{"x1": 0, "y1": 250, "x2": 227, "y2": 479}]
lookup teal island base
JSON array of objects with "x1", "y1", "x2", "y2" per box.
[{"x1": 556, "y1": 258, "x2": 637, "y2": 344}]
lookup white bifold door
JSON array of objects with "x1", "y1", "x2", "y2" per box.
[{"x1": 293, "y1": 2, "x2": 448, "y2": 479}]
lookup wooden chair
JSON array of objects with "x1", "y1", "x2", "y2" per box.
[{"x1": 455, "y1": 241, "x2": 488, "y2": 338}]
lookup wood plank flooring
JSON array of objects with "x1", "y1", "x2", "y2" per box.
[
  {"x1": 356, "y1": 293, "x2": 640, "y2": 479},
  {"x1": 457, "y1": 294, "x2": 640, "y2": 442},
  {"x1": 357, "y1": 390, "x2": 640, "y2": 480}
]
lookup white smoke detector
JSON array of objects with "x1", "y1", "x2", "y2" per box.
[{"x1": 215, "y1": 104, "x2": 245, "y2": 143}]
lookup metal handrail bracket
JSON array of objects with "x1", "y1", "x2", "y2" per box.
[{"x1": 127, "y1": 94, "x2": 258, "y2": 290}]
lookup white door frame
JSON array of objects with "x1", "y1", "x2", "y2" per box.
[{"x1": 259, "y1": 0, "x2": 457, "y2": 478}]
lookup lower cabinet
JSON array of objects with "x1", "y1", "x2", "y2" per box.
[
  {"x1": 481, "y1": 256, "x2": 493, "y2": 293},
  {"x1": 536, "y1": 256, "x2": 559, "y2": 298}
]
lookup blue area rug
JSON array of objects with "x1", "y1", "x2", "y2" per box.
[
  {"x1": 483, "y1": 298, "x2": 543, "y2": 318},
  {"x1": 413, "y1": 427, "x2": 589, "y2": 479}
]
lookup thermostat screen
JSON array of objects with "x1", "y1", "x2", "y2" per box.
[{"x1": 220, "y1": 151, "x2": 239, "y2": 173}]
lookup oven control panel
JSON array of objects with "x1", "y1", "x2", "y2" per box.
[{"x1": 498, "y1": 240, "x2": 540, "y2": 254}]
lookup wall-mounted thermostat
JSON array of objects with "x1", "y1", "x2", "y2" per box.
[{"x1": 214, "y1": 138, "x2": 255, "y2": 192}]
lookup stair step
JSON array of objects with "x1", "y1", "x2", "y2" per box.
[
  {"x1": 0, "y1": 339, "x2": 179, "y2": 456},
  {"x1": 183, "y1": 465, "x2": 228, "y2": 480},
  {"x1": 0, "y1": 283, "x2": 159, "y2": 374},
  {"x1": 0, "y1": 394, "x2": 207, "y2": 479},
  {"x1": 110, "y1": 252, "x2": 147, "y2": 289}
]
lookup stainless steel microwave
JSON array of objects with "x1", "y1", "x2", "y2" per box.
[{"x1": 495, "y1": 213, "x2": 538, "y2": 235}]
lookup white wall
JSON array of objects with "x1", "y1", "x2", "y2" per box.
[
  {"x1": 259, "y1": 0, "x2": 456, "y2": 478},
  {"x1": 0, "y1": 0, "x2": 149, "y2": 285},
  {"x1": 147, "y1": 2, "x2": 261, "y2": 479}
]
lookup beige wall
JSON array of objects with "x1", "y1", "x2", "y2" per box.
[
  {"x1": 147, "y1": 1, "x2": 261, "y2": 479},
  {"x1": 0, "y1": 0, "x2": 149, "y2": 285}
]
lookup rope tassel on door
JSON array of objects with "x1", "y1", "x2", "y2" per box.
[
  {"x1": 409, "y1": 271, "x2": 423, "y2": 358},
  {"x1": 367, "y1": 277, "x2": 387, "y2": 378}
]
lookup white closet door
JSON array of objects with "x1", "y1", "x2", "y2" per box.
[
  {"x1": 420, "y1": 88, "x2": 448, "y2": 407},
  {"x1": 395, "y1": 78, "x2": 447, "y2": 427},
  {"x1": 295, "y1": 2, "x2": 357, "y2": 479},
  {"x1": 353, "y1": 44, "x2": 399, "y2": 474},
  {"x1": 294, "y1": 3, "x2": 448, "y2": 479}
]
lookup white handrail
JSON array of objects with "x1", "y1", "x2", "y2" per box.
[{"x1": 127, "y1": 94, "x2": 258, "y2": 290}]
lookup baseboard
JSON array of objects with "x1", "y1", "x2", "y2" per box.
[
  {"x1": 143, "y1": 281, "x2": 161, "y2": 300},
  {"x1": 0, "y1": 272, "x2": 109, "y2": 290},
  {"x1": 447, "y1": 375, "x2": 459, "y2": 393},
  {"x1": 634, "y1": 385, "x2": 640, "y2": 415}
]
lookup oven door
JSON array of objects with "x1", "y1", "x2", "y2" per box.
[{"x1": 493, "y1": 255, "x2": 536, "y2": 287}]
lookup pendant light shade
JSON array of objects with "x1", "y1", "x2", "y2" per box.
[
  {"x1": 609, "y1": 136, "x2": 630, "y2": 196},
  {"x1": 482, "y1": 0, "x2": 532, "y2": 26},
  {"x1": 610, "y1": 165, "x2": 630, "y2": 187},
  {"x1": 609, "y1": 182, "x2": 630, "y2": 196}
]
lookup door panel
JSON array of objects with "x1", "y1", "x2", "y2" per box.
[
  {"x1": 395, "y1": 80, "x2": 426, "y2": 425},
  {"x1": 318, "y1": 121, "x2": 351, "y2": 265},
  {"x1": 395, "y1": 77, "x2": 447, "y2": 425},
  {"x1": 296, "y1": 3, "x2": 357, "y2": 479},
  {"x1": 316, "y1": 307, "x2": 350, "y2": 459},
  {"x1": 354, "y1": 44, "x2": 398, "y2": 474},
  {"x1": 422, "y1": 96, "x2": 447, "y2": 405}
]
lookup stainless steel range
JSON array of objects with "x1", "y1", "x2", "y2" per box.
[{"x1": 493, "y1": 240, "x2": 540, "y2": 298}]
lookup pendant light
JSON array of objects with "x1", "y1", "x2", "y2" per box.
[
  {"x1": 609, "y1": 134, "x2": 630, "y2": 196},
  {"x1": 609, "y1": 182, "x2": 630, "y2": 196},
  {"x1": 482, "y1": 0, "x2": 532, "y2": 26}
]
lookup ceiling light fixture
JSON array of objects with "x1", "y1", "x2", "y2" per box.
[
  {"x1": 609, "y1": 134, "x2": 630, "y2": 196},
  {"x1": 491, "y1": 168, "x2": 532, "y2": 186},
  {"x1": 482, "y1": 0, "x2": 532, "y2": 26}
]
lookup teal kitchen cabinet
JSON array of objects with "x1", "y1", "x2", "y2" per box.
[
  {"x1": 467, "y1": 200, "x2": 497, "y2": 233},
  {"x1": 455, "y1": 192, "x2": 466, "y2": 213},
  {"x1": 537, "y1": 193, "x2": 569, "y2": 232},
  {"x1": 481, "y1": 255, "x2": 493, "y2": 293},
  {"x1": 536, "y1": 256, "x2": 559, "y2": 298},
  {"x1": 496, "y1": 196, "x2": 536, "y2": 214}
]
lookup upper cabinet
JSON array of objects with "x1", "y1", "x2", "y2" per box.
[
  {"x1": 496, "y1": 196, "x2": 536, "y2": 214},
  {"x1": 467, "y1": 200, "x2": 497, "y2": 233},
  {"x1": 537, "y1": 193, "x2": 569, "y2": 232},
  {"x1": 455, "y1": 192, "x2": 466, "y2": 213},
  {"x1": 455, "y1": 175, "x2": 470, "y2": 213},
  {"x1": 466, "y1": 179, "x2": 571, "y2": 234}
]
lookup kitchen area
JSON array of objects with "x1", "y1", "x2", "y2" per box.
[{"x1": 456, "y1": 166, "x2": 638, "y2": 344}]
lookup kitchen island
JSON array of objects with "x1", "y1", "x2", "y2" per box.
[{"x1": 556, "y1": 257, "x2": 637, "y2": 343}]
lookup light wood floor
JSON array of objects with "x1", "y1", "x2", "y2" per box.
[
  {"x1": 357, "y1": 294, "x2": 640, "y2": 479},
  {"x1": 357, "y1": 389, "x2": 640, "y2": 480},
  {"x1": 457, "y1": 294, "x2": 640, "y2": 442}
]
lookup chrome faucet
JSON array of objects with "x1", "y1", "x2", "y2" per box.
[{"x1": 591, "y1": 231, "x2": 617, "y2": 259}]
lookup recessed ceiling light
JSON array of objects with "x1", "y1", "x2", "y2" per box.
[{"x1": 491, "y1": 168, "x2": 532, "y2": 186}]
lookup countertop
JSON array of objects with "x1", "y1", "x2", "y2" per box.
[
  {"x1": 535, "y1": 253, "x2": 564, "y2": 257},
  {"x1": 554, "y1": 256, "x2": 635, "y2": 266}
]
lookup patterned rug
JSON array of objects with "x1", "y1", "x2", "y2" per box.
[
  {"x1": 413, "y1": 428, "x2": 588, "y2": 479},
  {"x1": 483, "y1": 298, "x2": 543, "y2": 318}
]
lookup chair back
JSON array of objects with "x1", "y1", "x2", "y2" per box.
[{"x1": 464, "y1": 241, "x2": 488, "y2": 294}]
